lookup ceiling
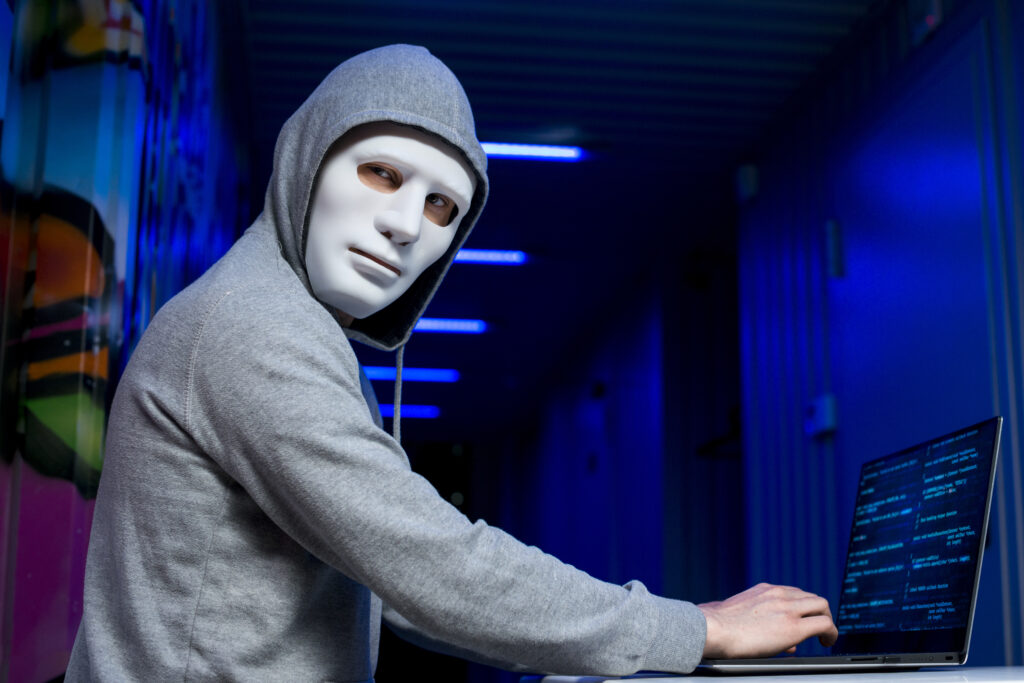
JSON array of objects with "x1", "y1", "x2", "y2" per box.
[{"x1": 239, "y1": 0, "x2": 884, "y2": 441}]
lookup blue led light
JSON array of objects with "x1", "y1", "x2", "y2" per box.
[
  {"x1": 481, "y1": 142, "x2": 584, "y2": 161},
  {"x1": 363, "y1": 366, "x2": 460, "y2": 383},
  {"x1": 380, "y1": 404, "x2": 441, "y2": 419},
  {"x1": 455, "y1": 249, "x2": 528, "y2": 265},
  {"x1": 415, "y1": 318, "x2": 487, "y2": 334}
]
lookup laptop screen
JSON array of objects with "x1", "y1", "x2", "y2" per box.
[{"x1": 832, "y1": 417, "x2": 1001, "y2": 656}]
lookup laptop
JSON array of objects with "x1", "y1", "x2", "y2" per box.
[{"x1": 702, "y1": 416, "x2": 1002, "y2": 673}]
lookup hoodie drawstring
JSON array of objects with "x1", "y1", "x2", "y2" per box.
[{"x1": 393, "y1": 343, "x2": 405, "y2": 444}]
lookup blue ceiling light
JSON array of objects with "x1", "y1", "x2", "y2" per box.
[
  {"x1": 364, "y1": 366, "x2": 460, "y2": 382},
  {"x1": 415, "y1": 318, "x2": 487, "y2": 334},
  {"x1": 455, "y1": 249, "x2": 528, "y2": 265},
  {"x1": 481, "y1": 142, "x2": 584, "y2": 162},
  {"x1": 380, "y1": 404, "x2": 441, "y2": 419}
]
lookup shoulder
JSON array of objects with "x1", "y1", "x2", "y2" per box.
[
  {"x1": 152, "y1": 232, "x2": 349, "y2": 358},
  {"x1": 125, "y1": 232, "x2": 362, "y2": 416},
  {"x1": 192, "y1": 270, "x2": 355, "y2": 373}
]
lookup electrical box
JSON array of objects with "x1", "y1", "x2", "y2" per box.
[{"x1": 805, "y1": 393, "x2": 838, "y2": 437}]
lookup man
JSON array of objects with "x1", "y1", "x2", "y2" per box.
[{"x1": 68, "y1": 44, "x2": 836, "y2": 680}]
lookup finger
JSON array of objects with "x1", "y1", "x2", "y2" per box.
[
  {"x1": 790, "y1": 596, "x2": 832, "y2": 618},
  {"x1": 755, "y1": 584, "x2": 825, "y2": 604},
  {"x1": 782, "y1": 587, "x2": 828, "y2": 603},
  {"x1": 786, "y1": 646, "x2": 797, "y2": 654},
  {"x1": 821, "y1": 620, "x2": 839, "y2": 647},
  {"x1": 797, "y1": 614, "x2": 839, "y2": 644},
  {"x1": 760, "y1": 583, "x2": 806, "y2": 595},
  {"x1": 762, "y1": 584, "x2": 826, "y2": 604}
]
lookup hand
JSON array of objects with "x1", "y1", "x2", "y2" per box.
[{"x1": 698, "y1": 582, "x2": 838, "y2": 659}]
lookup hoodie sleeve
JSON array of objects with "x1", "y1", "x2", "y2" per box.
[
  {"x1": 383, "y1": 601, "x2": 540, "y2": 672},
  {"x1": 185, "y1": 287, "x2": 706, "y2": 676}
]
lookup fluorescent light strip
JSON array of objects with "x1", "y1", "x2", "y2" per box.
[
  {"x1": 455, "y1": 249, "x2": 528, "y2": 265},
  {"x1": 364, "y1": 366, "x2": 460, "y2": 383},
  {"x1": 481, "y1": 142, "x2": 584, "y2": 161},
  {"x1": 415, "y1": 318, "x2": 487, "y2": 334},
  {"x1": 380, "y1": 404, "x2": 440, "y2": 419}
]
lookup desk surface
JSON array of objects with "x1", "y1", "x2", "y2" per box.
[{"x1": 535, "y1": 666, "x2": 1024, "y2": 682}]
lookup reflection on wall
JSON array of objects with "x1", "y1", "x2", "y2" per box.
[{"x1": 0, "y1": 1, "x2": 248, "y2": 679}]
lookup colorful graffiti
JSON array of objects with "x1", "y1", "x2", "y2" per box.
[
  {"x1": 1, "y1": 0, "x2": 146, "y2": 484},
  {"x1": 0, "y1": 0, "x2": 249, "y2": 679},
  {"x1": 0, "y1": 1, "x2": 146, "y2": 677},
  {"x1": 2, "y1": 186, "x2": 117, "y2": 497}
]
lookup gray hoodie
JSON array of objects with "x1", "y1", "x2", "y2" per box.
[{"x1": 66, "y1": 45, "x2": 705, "y2": 681}]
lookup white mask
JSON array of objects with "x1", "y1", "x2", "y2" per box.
[{"x1": 304, "y1": 122, "x2": 476, "y2": 321}]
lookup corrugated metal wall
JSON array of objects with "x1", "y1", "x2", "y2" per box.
[{"x1": 739, "y1": 0, "x2": 1024, "y2": 664}]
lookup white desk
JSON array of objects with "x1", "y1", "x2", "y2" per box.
[{"x1": 534, "y1": 667, "x2": 1024, "y2": 682}]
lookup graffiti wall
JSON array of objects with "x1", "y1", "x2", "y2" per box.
[{"x1": 0, "y1": 1, "x2": 249, "y2": 680}]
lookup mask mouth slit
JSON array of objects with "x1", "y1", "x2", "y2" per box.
[{"x1": 350, "y1": 247, "x2": 402, "y2": 276}]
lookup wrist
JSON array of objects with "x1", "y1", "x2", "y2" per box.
[{"x1": 698, "y1": 604, "x2": 723, "y2": 658}]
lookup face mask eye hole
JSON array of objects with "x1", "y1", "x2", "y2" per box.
[
  {"x1": 445, "y1": 204, "x2": 460, "y2": 226},
  {"x1": 357, "y1": 163, "x2": 401, "y2": 192},
  {"x1": 424, "y1": 193, "x2": 460, "y2": 227}
]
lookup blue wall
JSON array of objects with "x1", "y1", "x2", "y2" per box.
[
  {"x1": 739, "y1": 0, "x2": 1024, "y2": 664},
  {"x1": 502, "y1": 291, "x2": 667, "y2": 591}
]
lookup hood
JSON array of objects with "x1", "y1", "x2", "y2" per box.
[{"x1": 249, "y1": 44, "x2": 489, "y2": 351}]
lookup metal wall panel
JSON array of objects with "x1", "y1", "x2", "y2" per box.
[{"x1": 739, "y1": 0, "x2": 1024, "y2": 663}]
